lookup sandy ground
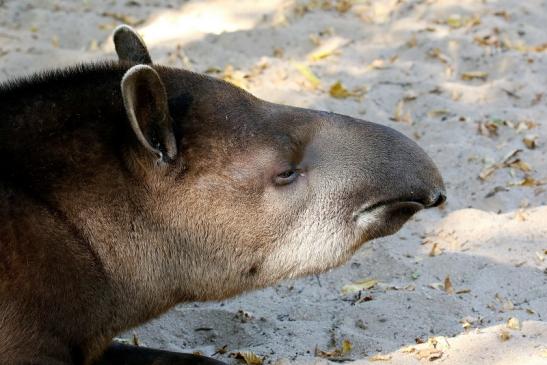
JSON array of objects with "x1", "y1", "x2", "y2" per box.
[{"x1": 1, "y1": 0, "x2": 547, "y2": 364}]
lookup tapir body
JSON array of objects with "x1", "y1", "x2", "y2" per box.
[{"x1": 0, "y1": 26, "x2": 445, "y2": 364}]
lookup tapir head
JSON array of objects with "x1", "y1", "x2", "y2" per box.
[{"x1": 114, "y1": 26, "x2": 445, "y2": 300}]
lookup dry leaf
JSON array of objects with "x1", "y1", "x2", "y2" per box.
[
  {"x1": 479, "y1": 149, "x2": 522, "y2": 180},
  {"x1": 370, "y1": 59, "x2": 387, "y2": 69},
  {"x1": 329, "y1": 81, "x2": 352, "y2": 99},
  {"x1": 234, "y1": 351, "x2": 263, "y2": 365},
  {"x1": 499, "y1": 330, "x2": 511, "y2": 341},
  {"x1": 315, "y1": 339, "x2": 352, "y2": 359},
  {"x1": 102, "y1": 11, "x2": 143, "y2": 26},
  {"x1": 460, "y1": 318, "x2": 473, "y2": 330},
  {"x1": 506, "y1": 317, "x2": 521, "y2": 330},
  {"x1": 508, "y1": 160, "x2": 532, "y2": 172},
  {"x1": 461, "y1": 71, "x2": 488, "y2": 81},
  {"x1": 393, "y1": 99, "x2": 412, "y2": 124},
  {"x1": 415, "y1": 349, "x2": 443, "y2": 361},
  {"x1": 512, "y1": 176, "x2": 545, "y2": 187},
  {"x1": 370, "y1": 354, "x2": 392, "y2": 361},
  {"x1": 310, "y1": 48, "x2": 338, "y2": 61},
  {"x1": 329, "y1": 81, "x2": 366, "y2": 99},
  {"x1": 273, "y1": 47, "x2": 284, "y2": 58},
  {"x1": 446, "y1": 15, "x2": 462, "y2": 28},
  {"x1": 428, "y1": 48, "x2": 450, "y2": 64},
  {"x1": 478, "y1": 121, "x2": 499, "y2": 137},
  {"x1": 401, "y1": 346, "x2": 416, "y2": 353},
  {"x1": 341, "y1": 339, "x2": 352, "y2": 354},
  {"x1": 443, "y1": 275, "x2": 454, "y2": 294},
  {"x1": 429, "y1": 242, "x2": 441, "y2": 257},
  {"x1": 428, "y1": 109, "x2": 449, "y2": 118},
  {"x1": 455, "y1": 288, "x2": 471, "y2": 294},
  {"x1": 523, "y1": 135, "x2": 537, "y2": 149},
  {"x1": 341, "y1": 278, "x2": 378, "y2": 294},
  {"x1": 294, "y1": 63, "x2": 320, "y2": 88},
  {"x1": 223, "y1": 65, "x2": 248, "y2": 90},
  {"x1": 336, "y1": 0, "x2": 352, "y2": 13}
]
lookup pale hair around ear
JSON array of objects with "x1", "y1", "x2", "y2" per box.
[
  {"x1": 121, "y1": 65, "x2": 177, "y2": 163},
  {"x1": 113, "y1": 24, "x2": 153, "y2": 64}
]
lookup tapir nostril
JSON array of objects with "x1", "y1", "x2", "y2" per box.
[{"x1": 427, "y1": 191, "x2": 446, "y2": 208}]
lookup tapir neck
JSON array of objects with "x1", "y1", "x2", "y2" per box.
[
  {"x1": 0, "y1": 63, "x2": 131, "y2": 194},
  {"x1": 0, "y1": 63, "x2": 185, "y2": 354}
]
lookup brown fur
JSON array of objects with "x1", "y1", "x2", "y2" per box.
[{"x1": 0, "y1": 29, "x2": 445, "y2": 365}]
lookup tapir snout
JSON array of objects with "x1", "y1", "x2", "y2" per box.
[{"x1": 244, "y1": 107, "x2": 446, "y2": 274}]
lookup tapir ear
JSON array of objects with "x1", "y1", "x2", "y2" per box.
[
  {"x1": 121, "y1": 65, "x2": 177, "y2": 162},
  {"x1": 113, "y1": 24, "x2": 152, "y2": 64}
]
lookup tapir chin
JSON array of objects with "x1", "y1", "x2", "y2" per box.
[{"x1": 0, "y1": 25, "x2": 445, "y2": 365}]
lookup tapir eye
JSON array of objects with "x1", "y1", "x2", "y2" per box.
[{"x1": 273, "y1": 168, "x2": 299, "y2": 186}]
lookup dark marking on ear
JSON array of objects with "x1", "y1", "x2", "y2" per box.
[
  {"x1": 168, "y1": 94, "x2": 193, "y2": 144},
  {"x1": 113, "y1": 24, "x2": 152, "y2": 64}
]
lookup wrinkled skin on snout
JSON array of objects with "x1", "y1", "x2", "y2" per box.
[{"x1": 0, "y1": 25, "x2": 445, "y2": 365}]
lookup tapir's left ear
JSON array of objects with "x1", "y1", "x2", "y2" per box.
[
  {"x1": 121, "y1": 65, "x2": 177, "y2": 163},
  {"x1": 113, "y1": 24, "x2": 152, "y2": 64}
]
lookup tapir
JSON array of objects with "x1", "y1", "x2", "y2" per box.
[{"x1": 0, "y1": 25, "x2": 445, "y2": 365}]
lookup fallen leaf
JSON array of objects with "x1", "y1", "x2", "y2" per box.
[
  {"x1": 273, "y1": 47, "x2": 284, "y2": 58},
  {"x1": 479, "y1": 149, "x2": 522, "y2": 180},
  {"x1": 336, "y1": 0, "x2": 352, "y2": 13},
  {"x1": 309, "y1": 48, "x2": 338, "y2": 61},
  {"x1": 506, "y1": 317, "x2": 521, "y2": 330},
  {"x1": 370, "y1": 59, "x2": 387, "y2": 69},
  {"x1": 428, "y1": 109, "x2": 450, "y2": 118},
  {"x1": 508, "y1": 160, "x2": 532, "y2": 173},
  {"x1": 461, "y1": 71, "x2": 488, "y2": 81},
  {"x1": 511, "y1": 176, "x2": 546, "y2": 187},
  {"x1": 444, "y1": 275, "x2": 454, "y2": 294},
  {"x1": 294, "y1": 63, "x2": 320, "y2": 88},
  {"x1": 329, "y1": 81, "x2": 352, "y2": 98},
  {"x1": 478, "y1": 121, "x2": 499, "y2": 137},
  {"x1": 102, "y1": 11, "x2": 143, "y2": 26},
  {"x1": 341, "y1": 339, "x2": 352, "y2": 354},
  {"x1": 392, "y1": 99, "x2": 412, "y2": 124},
  {"x1": 329, "y1": 81, "x2": 366, "y2": 99},
  {"x1": 341, "y1": 278, "x2": 378, "y2": 294},
  {"x1": 415, "y1": 349, "x2": 443, "y2": 361},
  {"x1": 523, "y1": 135, "x2": 537, "y2": 149},
  {"x1": 429, "y1": 242, "x2": 441, "y2": 257},
  {"x1": 499, "y1": 330, "x2": 511, "y2": 341},
  {"x1": 223, "y1": 65, "x2": 248, "y2": 90},
  {"x1": 234, "y1": 351, "x2": 263, "y2": 365},
  {"x1": 494, "y1": 10, "x2": 510, "y2": 21},
  {"x1": 460, "y1": 318, "x2": 473, "y2": 330},
  {"x1": 370, "y1": 354, "x2": 392, "y2": 361},
  {"x1": 446, "y1": 15, "x2": 462, "y2": 28},
  {"x1": 401, "y1": 346, "x2": 416, "y2": 353},
  {"x1": 428, "y1": 48, "x2": 450, "y2": 64}
]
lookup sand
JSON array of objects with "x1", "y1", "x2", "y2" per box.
[{"x1": 1, "y1": 0, "x2": 546, "y2": 364}]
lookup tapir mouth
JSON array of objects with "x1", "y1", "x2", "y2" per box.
[
  {"x1": 352, "y1": 200, "x2": 425, "y2": 241},
  {"x1": 353, "y1": 199, "x2": 425, "y2": 221}
]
